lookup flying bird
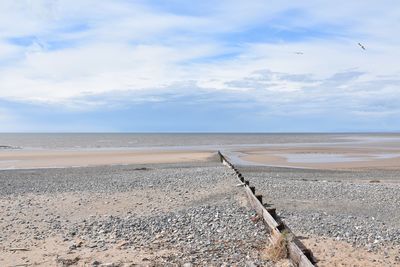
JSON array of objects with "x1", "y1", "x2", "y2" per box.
[
  {"x1": 294, "y1": 51, "x2": 304, "y2": 55},
  {"x1": 358, "y1": 43, "x2": 366, "y2": 50}
]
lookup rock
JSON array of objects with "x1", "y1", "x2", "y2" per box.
[{"x1": 100, "y1": 263, "x2": 121, "y2": 267}]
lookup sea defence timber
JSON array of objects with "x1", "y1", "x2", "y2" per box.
[{"x1": 218, "y1": 151, "x2": 316, "y2": 267}]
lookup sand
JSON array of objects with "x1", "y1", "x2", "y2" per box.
[
  {"x1": 0, "y1": 149, "x2": 214, "y2": 170},
  {"x1": 302, "y1": 236, "x2": 400, "y2": 267}
]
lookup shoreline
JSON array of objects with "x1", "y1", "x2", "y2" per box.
[
  {"x1": 2, "y1": 145, "x2": 400, "y2": 171},
  {"x1": 1, "y1": 133, "x2": 400, "y2": 171}
]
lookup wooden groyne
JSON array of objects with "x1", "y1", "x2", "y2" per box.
[{"x1": 218, "y1": 151, "x2": 316, "y2": 267}]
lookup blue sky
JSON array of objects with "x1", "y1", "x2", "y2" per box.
[{"x1": 0, "y1": 0, "x2": 399, "y2": 132}]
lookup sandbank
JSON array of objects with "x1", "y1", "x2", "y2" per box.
[{"x1": 238, "y1": 146, "x2": 400, "y2": 170}]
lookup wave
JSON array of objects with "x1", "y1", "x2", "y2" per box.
[{"x1": 0, "y1": 145, "x2": 21, "y2": 150}]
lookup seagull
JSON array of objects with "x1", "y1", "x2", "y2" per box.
[
  {"x1": 294, "y1": 51, "x2": 304, "y2": 55},
  {"x1": 358, "y1": 43, "x2": 366, "y2": 50}
]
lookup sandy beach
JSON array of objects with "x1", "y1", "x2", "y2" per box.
[
  {"x1": 0, "y1": 149, "x2": 214, "y2": 170},
  {"x1": 0, "y1": 161, "x2": 279, "y2": 266}
]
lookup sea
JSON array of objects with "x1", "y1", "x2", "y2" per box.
[{"x1": 0, "y1": 133, "x2": 398, "y2": 150}]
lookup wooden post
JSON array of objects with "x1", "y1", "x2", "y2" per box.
[
  {"x1": 267, "y1": 208, "x2": 277, "y2": 219},
  {"x1": 250, "y1": 186, "x2": 256, "y2": 194}
]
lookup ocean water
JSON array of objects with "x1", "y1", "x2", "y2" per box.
[{"x1": 0, "y1": 133, "x2": 398, "y2": 150}]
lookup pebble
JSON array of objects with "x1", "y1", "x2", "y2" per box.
[{"x1": 0, "y1": 163, "x2": 276, "y2": 266}]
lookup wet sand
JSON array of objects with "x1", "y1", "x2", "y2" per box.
[
  {"x1": 238, "y1": 143, "x2": 400, "y2": 170},
  {"x1": 2, "y1": 134, "x2": 400, "y2": 171}
]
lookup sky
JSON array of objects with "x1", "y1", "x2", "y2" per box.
[{"x1": 0, "y1": 0, "x2": 399, "y2": 132}]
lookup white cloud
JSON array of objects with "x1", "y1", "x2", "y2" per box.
[{"x1": 0, "y1": 0, "x2": 399, "y2": 110}]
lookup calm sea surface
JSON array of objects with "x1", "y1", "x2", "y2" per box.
[{"x1": 0, "y1": 133, "x2": 398, "y2": 150}]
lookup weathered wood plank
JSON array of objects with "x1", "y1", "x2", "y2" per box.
[
  {"x1": 218, "y1": 151, "x2": 316, "y2": 267},
  {"x1": 244, "y1": 186, "x2": 279, "y2": 229},
  {"x1": 288, "y1": 242, "x2": 315, "y2": 267}
]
